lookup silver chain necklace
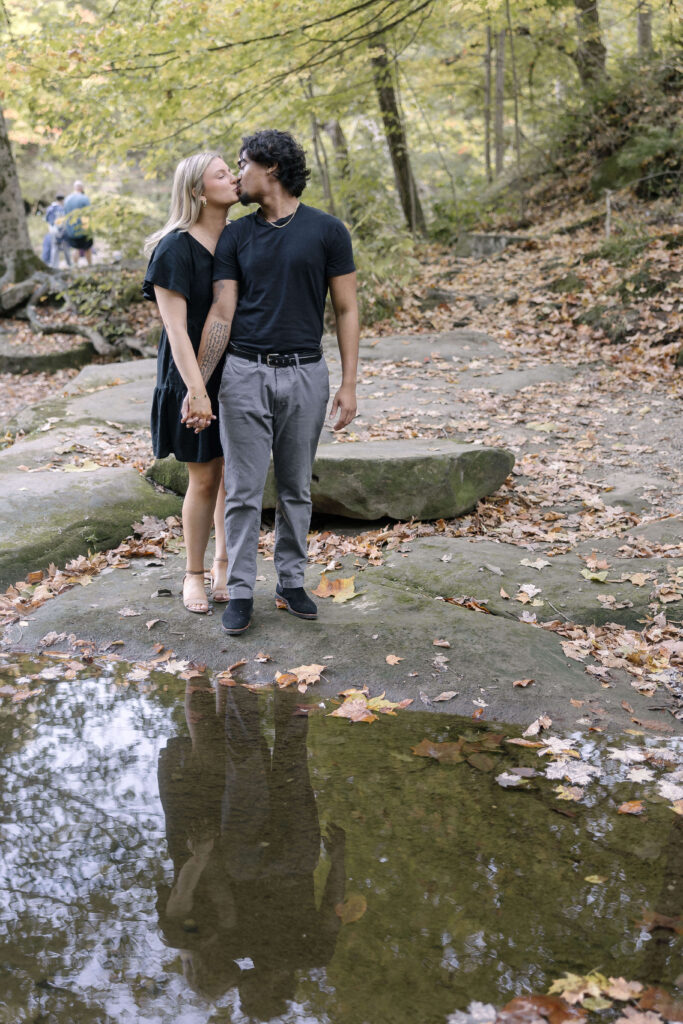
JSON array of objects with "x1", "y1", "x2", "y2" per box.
[{"x1": 259, "y1": 202, "x2": 300, "y2": 229}]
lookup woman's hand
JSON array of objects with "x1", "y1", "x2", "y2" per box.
[{"x1": 181, "y1": 391, "x2": 215, "y2": 433}]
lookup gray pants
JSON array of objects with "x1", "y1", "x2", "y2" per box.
[{"x1": 218, "y1": 353, "x2": 329, "y2": 599}]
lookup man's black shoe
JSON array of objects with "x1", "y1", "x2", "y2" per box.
[
  {"x1": 221, "y1": 598, "x2": 253, "y2": 634},
  {"x1": 274, "y1": 585, "x2": 318, "y2": 620}
]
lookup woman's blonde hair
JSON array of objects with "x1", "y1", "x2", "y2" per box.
[{"x1": 144, "y1": 151, "x2": 223, "y2": 257}]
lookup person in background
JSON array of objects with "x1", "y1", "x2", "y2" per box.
[
  {"x1": 143, "y1": 153, "x2": 239, "y2": 613},
  {"x1": 63, "y1": 180, "x2": 94, "y2": 265},
  {"x1": 45, "y1": 192, "x2": 71, "y2": 269}
]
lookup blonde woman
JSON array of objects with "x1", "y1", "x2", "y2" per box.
[{"x1": 143, "y1": 154, "x2": 239, "y2": 613}]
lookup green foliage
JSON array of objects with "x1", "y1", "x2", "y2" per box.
[
  {"x1": 616, "y1": 124, "x2": 683, "y2": 198},
  {"x1": 65, "y1": 267, "x2": 144, "y2": 342},
  {"x1": 87, "y1": 194, "x2": 161, "y2": 259},
  {"x1": 596, "y1": 230, "x2": 650, "y2": 266}
]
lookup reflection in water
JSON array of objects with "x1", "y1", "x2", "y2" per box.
[
  {"x1": 157, "y1": 683, "x2": 345, "y2": 1017},
  {"x1": 0, "y1": 656, "x2": 681, "y2": 1024}
]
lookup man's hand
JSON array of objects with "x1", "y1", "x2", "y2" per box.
[{"x1": 330, "y1": 382, "x2": 357, "y2": 431}]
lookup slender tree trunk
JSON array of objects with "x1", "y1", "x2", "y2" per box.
[
  {"x1": 637, "y1": 1, "x2": 653, "y2": 56},
  {"x1": 0, "y1": 106, "x2": 43, "y2": 301},
  {"x1": 494, "y1": 29, "x2": 506, "y2": 177},
  {"x1": 324, "y1": 119, "x2": 351, "y2": 180},
  {"x1": 310, "y1": 115, "x2": 336, "y2": 215},
  {"x1": 505, "y1": 0, "x2": 523, "y2": 212},
  {"x1": 371, "y1": 45, "x2": 426, "y2": 236},
  {"x1": 484, "y1": 24, "x2": 493, "y2": 184},
  {"x1": 573, "y1": 0, "x2": 607, "y2": 87}
]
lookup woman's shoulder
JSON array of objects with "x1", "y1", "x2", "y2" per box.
[{"x1": 153, "y1": 229, "x2": 191, "y2": 258}]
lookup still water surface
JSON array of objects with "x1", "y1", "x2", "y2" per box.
[{"x1": 0, "y1": 656, "x2": 681, "y2": 1023}]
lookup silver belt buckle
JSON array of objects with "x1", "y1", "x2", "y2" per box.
[{"x1": 266, "y1": 352, "x2": 281, "y2": 367}]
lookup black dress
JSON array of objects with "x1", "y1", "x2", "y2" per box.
[{"x1": 143, "y1": 230, "x2": 225, "y2": 463}]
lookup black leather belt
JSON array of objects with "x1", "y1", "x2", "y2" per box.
[{"x1": 227, "y1": 343, "x2": 323, "y2": 368}]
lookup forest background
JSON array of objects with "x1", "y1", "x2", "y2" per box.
[{"x1": 1, "y1": 0, "x2": 681, "y2": 328}]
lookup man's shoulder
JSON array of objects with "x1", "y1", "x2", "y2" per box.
[
  {"x1": 226, "y1": 211, "x2": 258, "y2": 235},
  {"x1": 300, "y1": 204, "x2": 348, "y2": 231}
]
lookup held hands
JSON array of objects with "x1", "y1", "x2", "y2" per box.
[
  {"x1": 181, "y1": 391, "x2": 215, "y2": 433},
  {"x1": 330, "y1": 383, "x2": 357, "y2": 432}
]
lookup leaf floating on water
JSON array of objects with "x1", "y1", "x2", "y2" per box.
[
  {"x1": 412, "y1": 738, "x2": 465, "y2": 764},
  {"x1": 275, "y1": 672, "x2": 299, "y2": 689},
  {"x1": 495, "y1": 771, "x2": 529, "y2": 789},
  {"x1": 335, "y1": 893, "x2": 367, "y2": 925},
  {"x1": 497, "y1": 994, "x2": 587, "y2": 1024},
  {"x1": 604, "y1": 978, "x2": 644, "y2": 1001},
  {"x1": 312, "y1": 573, "x2": 356, "y2": 603},
  {"x1": 555, "y1": 785, "x2": 584, "y2": 801},
  {"x1": 618, "y1": 800, "x2": 645, "y2": 815},
  {"x1": 635, "y1": 909, "x2": 683, "y2": 934},
  {"x1": 585, "y1": 875, "x2": 607, "y2": 884},
  {"x1": 467, "y1": 752, "x2": 496, "y2": 773},
  {"x1": 548, "y1": 972, "x2": 606, "y2": 1006},
  {"x1": 446, "y1": 1001, "x2": 497, "y2": 1024},
  {"x1": 523, "y1": 714, "x2": 552, "y2": 737},
  {"x1": 329, "y1": 688, "x2": 412, "y2": 723}
]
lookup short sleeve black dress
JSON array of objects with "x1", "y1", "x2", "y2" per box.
[{"x1": 143, "y1": 230, "x2": 225, "y2": 463}]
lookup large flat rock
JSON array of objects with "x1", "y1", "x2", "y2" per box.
[
  {"x1": 148, "y1": 440, "x2": 515, "y2": 520},
  {"x1": 0, "y1": 436, "x2": 180, "y2": 586},
  {"x1": 3, "y1": 546, "x2": 675, "y2": 735}
]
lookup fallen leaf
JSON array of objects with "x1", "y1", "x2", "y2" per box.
[
  {"x1": 335, "y1": 894, "x2": 367, "y2": 924},
  {"x1": 288, "y1": 664, "x2": 327, "y2": 686},
  {"x1": 635, "y1": 910, "x2": 683, "y2": 934},
  {"x1": 254, "y1": 652, "x2": 272, "y2": 663},
  {"x1": 275, "y1": 671, "x2": 299, "y2": 689},
  {"x1": 39, "y1": 631, "x2": 67, "y2": 648},
  {"x1": 312, "y1": 574, "x2": 356, "y2": 603},
  {"x1": 500, "y1": 587, "x2": 510, "y2": 599},
  {"x1": 581, "y1": 569, "x2": 608, "y2": 583},
  {"x1": 671, "y1": 800, "x2": 683, "y2": 816},
  {"x1": 386, "y1": 654, "x2": 403, "y2": 665},
  {"x1": 513, "y1": 678, "x2": 534, "y2": 687},
  {"x1": 118, "y1": 607, "x2": 141, "y2": 617},
  {"x1": 497, "y1": 994, "x2": 587, "y2": 1024},
  {"x1": 145, "y1": 619, "x2": 160, "y2": 630},
  {"x1": 584, "y1": 875, "x2": 607, "y2": 884},
  {"x1": 433, "y1": 638, "x2": 451, "y2": 648},
  {"x1": 615, "y1": 1010, "x2": 664, "y2": 1024},
  {"x1": 520, "y1": 557, "x2": 551, "y2": 571},
  {"x1": 618, "y1": 800, "x2": 645, "y2": 815},
  {"x1": 604, "y1": 978, "x2": 644, "y2": 1001},
  {"x1": 638, "y1": 986, "x2": 683, "y2": 1021},
  {"x1": 548, "y1": 972, "x2": 604, "y2": 1006},
  {"x1": 555, "y1": 785, "x2": 584, "y2": 801},
  {"x1": 433, "y1": 690, "x2": 458, "y2": 701},
  {"x1": 523, "y1": 714, "x2": 552, "y2": 737},
  {"x1": 412, "y1": 738, "x2": 465, "y2": 764}
]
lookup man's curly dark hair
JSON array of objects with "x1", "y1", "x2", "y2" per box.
[{"x1": 240, "y1": 129, "x2": 311, "y2": 197}]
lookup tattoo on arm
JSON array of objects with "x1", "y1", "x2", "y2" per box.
[{"x1": 198, "y1": 320, "x2": 230, "y2": 381}]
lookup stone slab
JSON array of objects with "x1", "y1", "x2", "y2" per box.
[
  {"x1": 0, "y1": 338, "x2": 95, "y2": 374},
  {"x1": 148, "y1": 440, "x2": 515, "y2": 521},
  {"x1": 3, "y1": 547, "x2": 676, "y2": 736},
  {"x1": 0, "y1": 459, "x2": 180, "y2": 588}
]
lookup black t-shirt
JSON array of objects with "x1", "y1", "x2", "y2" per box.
[{"x1": 213, "y1": 203, "x2": 355, "y2": 353}]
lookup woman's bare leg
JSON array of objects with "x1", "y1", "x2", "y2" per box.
[{"x1": 183, "y1": 458, "x2": 223, "y2": 612}]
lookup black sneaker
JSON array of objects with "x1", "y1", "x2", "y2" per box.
[
  {"x1": 274, "y1": 585, "x2": 318, "y2": 620},
  {"x1": 221, "y1": 598, "x2": 253, "y2": 634}
]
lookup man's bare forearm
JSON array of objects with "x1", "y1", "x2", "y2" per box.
[
  {"x1": 196, "y1": 280, "x2": 237, "y2": 383},
  {"x1": 197, "y1": 318, "x2": 231, "y2": 383}
]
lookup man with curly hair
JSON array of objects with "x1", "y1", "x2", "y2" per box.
[{"x1": 192, "y1": 129, "x2": 359, "y2": 635}]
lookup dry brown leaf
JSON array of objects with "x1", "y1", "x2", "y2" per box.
[
  {"x1": 385, "y1": 654, "x2": 403, "y2": 665},
  {"x1": 312, "y1": 573, "x2": 356, "y2": 603},
  {"x1": 618, "y1": 800, "x2": 645, "y2": 815},
  {"x1": 335, "y1": 894, "x2": 367, "y2": 924},
  {"x1": 513, "y1": 678, "x2": 534, "y2": 687}
]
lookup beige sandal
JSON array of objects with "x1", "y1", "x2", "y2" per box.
[
  {"x1": 209, "y1": 557, "x2": 229, "y2": 603},
  {"x1": 183, "y1": 569, "x2": 209, "y2": 614}
]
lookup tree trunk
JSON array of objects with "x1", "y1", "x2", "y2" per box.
[
  {"x1": 371, "y1": 46, "x2": 426, "y2": 236},
  {"x1": 0, "y1": 106, "x2": 43, "y2": 307},
  {"x1": 324, "y1": 119, "x2": 351, "y2": 180},
  {"x1": 484, "y1": 25, "x2": 493, "y2": 184},
  {"x1": 310, "y1": 117, "x2": 336, "y2": 216},
  {"x1": 637, "y1": 1, "x2": 653, "y2": 56},
  {"x1": 573, "y1": 0, "x2": 607, "y2": 88},
  {"x1": 494, "y1": 29, "x2": 506, "y2": 177}
]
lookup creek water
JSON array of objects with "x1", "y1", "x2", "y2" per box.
[{"x1": 0, "y1": 655, "x2": 681, "y2": 1024}]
